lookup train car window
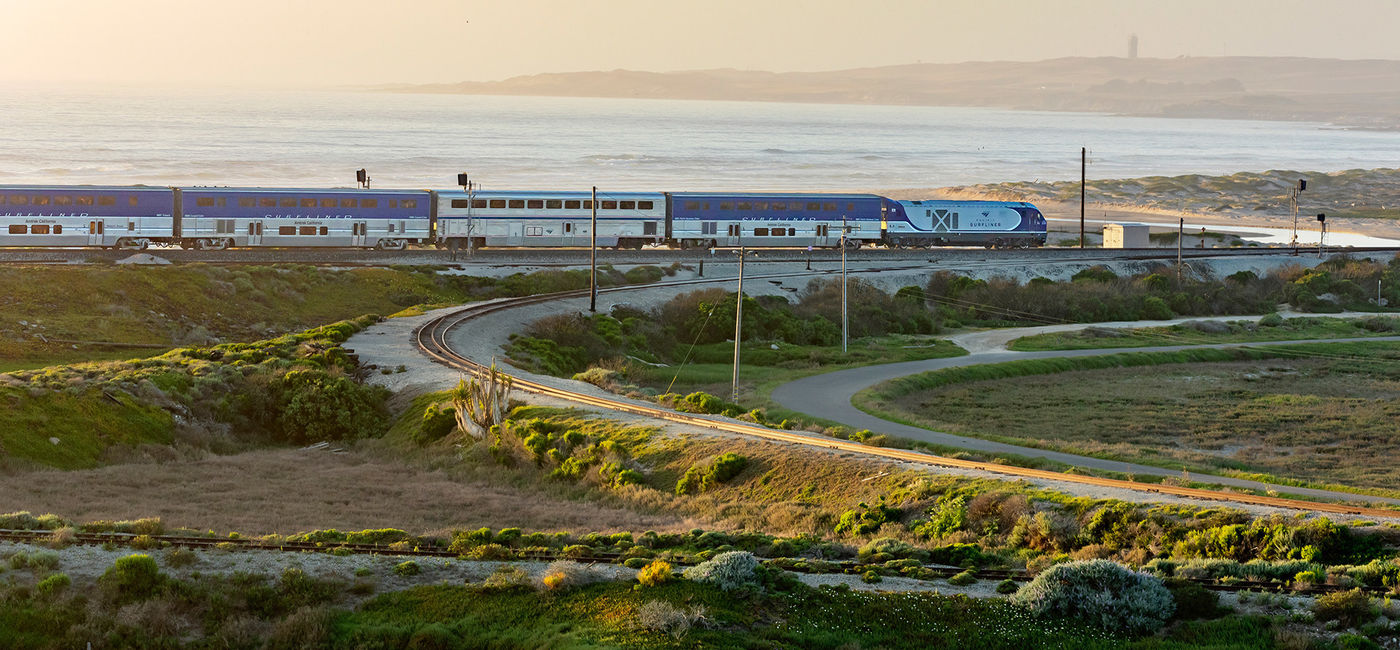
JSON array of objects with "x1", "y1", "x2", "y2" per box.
[
  {"x1": 847, "y1": 202, "x2": 855, "y2": 211},
  {"x1": 76, "y1": 196, "x2": 93, "y2": 206},
  {"x1": 638, "y1": 200, "x2": 654, "y2": 210},
  {"x1": 451, "y1": 199, "x2": 470, "y2": 208},
  {"x1": 96, "y1": 196, "x2": 112, "y2": 206},
  {"x1": 319, "y1": 226, "x2": 328, "y2": 235},
  {"x1": 54, "y1": 225, "x2": 62, "y2": 234},
  {"x1": 823, "y1": 202, "x2": 836, "y2": 211},
  {"x1": 719, "y1": 202, "x2": 732, "y2": 210},
  {"x1": 737, "y1": 202, "x2": 751, "y2": 210},
  {"x1": 728, "y1": 224, "x2": 740, "y2": 236},
  {"x1": 301, "y1": 198, "x2": 316, "y2": 207},
  {"x1": 644, "y1": 221, "x2": 657, "y2": 235},
  {"x1": 320, "y1": 198, "x2": 337, "y2": 208},
  {"x1": 12, "y1": 196, "x2": 31, "y2": 206},
  {"x1": 299, "y1": 226, "x2": 317, "y2": 235},
  {"x1": 754, "y1": 228, "x2": 769, "y2": 236},
  {"x1": 340, "y1": 199, "x2": 357, "y2": 208},
  {"x1": 508, "y1": 200, "x2": 524, "y2": 209},
  {"x1": 601, "y1": 200, "x2": 618, "y2": 210},
  {"x1": 684, "y1": 201, "x2": 699, "y2": 210},
  {"x1": 788, "y1": 228, "x2": 796, "y2": 236},
  {"x1": 490, "y1": 199, "x2": 507, "y2": 208},
  {"x1": 7, "y1": 225, "x2": 25, "y2": 234},
  {"x1": 196, "y1": 197, "x2": 216, "y2": 207},
  {"x1": 34, "y1": 196, "x2": 50, "y2": 206},
  {"x1": 564, "y1": 200, "x2": 580, "y2": 209},
  {"x1": 129, "y1": 196, "x2": 139, "y2": 206},
  {"x1": 0, "y1": 196, "x2": 6, "y2": 205},
  {"x1": 279, "y1": 226, "x2": 296, "y2": 235},
  {"x1": 546, "y1": 199, "x2": 562, "y2": 209},
  {"x1": 388, "y1": 200, "x2": 398, "y2": 208},
  {"x1": 31, "y1": 225, "x2": 50, "y2": 234},
  {"x1": 239, "y1": 198, "x2": 255, "y2": 207},
  {"x1": 806, "y1": 202, "x2": 820, "y2": 211},
  {"x1": 361, "y1": 199, "x2": 377, "y2": 208},
  {"x1": 260, "y1": 198, "x2": 276, "y2": 207},
  {"x1": 753, "y1": 202, "x2": 767, "y2": 210},
  {"x1": 402, "y1": 199, "x2": 417, "y2": 209},
  {"x1": 526, "y1": 199, "x2": 543, "y2": 209},
  {"x1": 128, "y1": 222, "x2": 136, "y2": 231},
  {"x1": 388, "y1": 223, "x2": 396, "y2": 233},
  {"x1": 582, "y1": 200, "x2": 593, "y2": 209},
  {"x1": 55, "y1": 196, "x2": 73, "y2": 206},
  {"x1": 279, "y1": 198, "x2": 296, "y2": 208},
  {"x1": 473, "y1": 199, "x2": 489, "y2": 208},
  {"x1": 619, "y1": 200, "x2": 635, "y2": 210}
]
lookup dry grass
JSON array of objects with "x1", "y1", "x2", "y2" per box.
[{"x1": 0, "y1": 447, "x2": 690, "y2": 536}]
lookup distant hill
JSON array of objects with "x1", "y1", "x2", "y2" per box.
[{"x1": 381, "y1": 57, "x2": 1400, "y2": 129}]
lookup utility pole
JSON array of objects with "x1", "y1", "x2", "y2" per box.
[
  {"x1": 1317, "y1": 213, "x2": 1326, "y2": 258},
  {"x1": 590, "y1": 186, "x2": 598, "y2": 313},
  {"x1": 457, "y1": 173, "x2": 474, "y2": 258},
  {"x1": 1176, "y1": 218, "x2": 1184, "y2": 283},
  {"x1": 841, "y1": 215, "x2": 849, "y2": 354},
  {"x1": 1291, "y1": 179, "x2": 1307, "y2": 249},
  {"x1": 1080, "y1": 147, "x2": 1086, "y2": 249},
  {"x1": 732, "y1": 245, "x2": 746, "y2": 402}
]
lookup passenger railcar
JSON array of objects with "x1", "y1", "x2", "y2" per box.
[
  {"x1": 885, "y1": 200, "x2": 1046, "y2": 248},
  {"x1": 177, "y1": 187, "x2": 432, "y2": 249},
  {"x1": 669, "y1": 192, "x2": 892, "y2": 249},
  {"x1": 435, "y1": 190, "x2": 666, "y2": 249},
  {"x1": 0, "y1": 185, "x2": 174, "y2": 249}
]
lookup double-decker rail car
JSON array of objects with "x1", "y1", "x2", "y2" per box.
[
  {"x1": 435, "y1": 190, "x2": 666, "y2": 249},
  {"x1": 0, "y1": 185, "x2": 174, "y2": 249},
  {"x1": 177, "y1": 187, "x2": 432, "y2": 249},
  {"x1": 668, "y1": 192, "x2": 891, "y2": 249},
  {"x1": 885, "y1": 200, "x2": 1047, "y2": 248}
]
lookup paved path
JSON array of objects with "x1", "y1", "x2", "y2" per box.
[{"x1": 772, "y1": 327, "x2": 1400, "y2": 506}]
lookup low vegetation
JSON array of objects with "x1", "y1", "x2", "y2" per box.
[
  {"x1": 859, "y1": 340, "x2": 1400, "y2": 491},
  {"x1": 1010, "y1": 314, "x2": 1400, "y2": 351}
]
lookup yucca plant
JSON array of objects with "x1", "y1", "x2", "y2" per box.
[{"x1": 452, "y1": 360, "x2": 513, "y2": 439}]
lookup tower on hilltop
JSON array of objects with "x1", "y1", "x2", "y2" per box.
[{"x1": 1128, "y1": 34, "x2": 1139, "y2": 59}]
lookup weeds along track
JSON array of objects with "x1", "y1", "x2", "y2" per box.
[
  {"x1": 2, "y1": 528, "x2": 1391, "y2": 596},
  {"x1": 0, "y1": 245, "x2": 1391, "y2": 266},
  {"x1": 415, "y1": 270, "x2": 1400, "y2": 522}
]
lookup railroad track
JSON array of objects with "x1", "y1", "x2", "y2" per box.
[
  {"x1": 413, "y1": 273, "x2": 1400, "y2": 521},
  {"x1": 2, "y1": 528, "x2": 1386, "y2": 596}
]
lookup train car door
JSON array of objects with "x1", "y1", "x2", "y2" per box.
[
  {"x1": 247, "y1": 221, "x2": 263, "y2": 246},
  {"x1": 815, "y1": 223, "x2": 831, "y2": 247},
  {"x1": 87, "y1": 220, "x2": 105, "y2": 246},
  {"x1": 563, "y1": 222, "x2": 576, "y2": 246},
  {"x1": 352, "y1": 222, "x2": 367, "y2": 247},
  {"x1": 508, "y1": 222, "x2": 523, "y2": 246},
  {"x1": 724, "y1": 223, "x2": 741, "y2": 247}
]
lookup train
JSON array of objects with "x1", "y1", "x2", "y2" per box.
[{"x1": 0, "y1": 184, "x2": 1046, "y2": 250}]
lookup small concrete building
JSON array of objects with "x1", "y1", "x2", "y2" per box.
[{"x1": 1103, "y1": 223, "x2": 1150, "y2": 248}]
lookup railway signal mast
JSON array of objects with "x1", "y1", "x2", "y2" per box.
[
  {"x1": 457, "y1": 173, "x2": 475, "y2": 258},
  {"x1": 1290, "y1": 179, "x2": 1307, "y2": 248}
]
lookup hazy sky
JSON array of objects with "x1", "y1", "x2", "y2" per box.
[{"x1": 5, "y1": 0, "x2": 1400, "y2": 86}]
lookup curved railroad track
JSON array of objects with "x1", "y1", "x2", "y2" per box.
[{"x1": 412, "y1": 272, "x2": 1400, "y2": 521}]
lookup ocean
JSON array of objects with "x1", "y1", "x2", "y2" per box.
[{"x1": 2, "y1": 86, "x2": 1399, "y2": 192}]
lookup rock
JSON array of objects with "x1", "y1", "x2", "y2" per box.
[
  {"x1": 770, "y1": 343, "x2": 780, "y2": 350},
  {"x1": 115, "y1": 253, "x2": 172, "y2": 265},
  {"x1": 49, "y1": 437, "x2": 60, "y2": 445}
]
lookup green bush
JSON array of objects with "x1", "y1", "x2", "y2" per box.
[
  {"x1": 416, "y1": 404, "x2": 457, "y2": 443},
  {"x1": 948, "y1": 570, "x2": 977, "y2": 586},
  {"x1": 996, "y1": 579, "x2": 1019, "y2": 595},
  {"x1": 1313, "y1": 589, "x2": 1379, "y2": 629},
  {"x1": 637, "y1": 560, "x2": 674, "y2": 586},
  {"x1": 675, "y1": 466, "x2": 704, "y2": 496},
  {"x1": 99, "y1": 554, "x2": 164, "y2": 604},
  {"x1": 861, "y1": 570, "x2": 882, "y2": 584},
  {"x1": 836, "y1": 502, "x2": 901, "y2": 537},
  {"x1": 1011, "y1": 559, "x2": 1174, "y2": 634},
  {"x1": 35, "y1": 572, "x2": 71, "y2": 598},
  {"x1": 394, "y1": 561, "x2": 421, "y2": 577},
  {"x1": 272, "y1": 368, "x2": 389, "y2": 443},
  {"x1": 682, "y1": 551, "x2": 759, "y2": 592},
  {"x1": 1164, "y1": 578, "x2": 1222, "y2": 620}
]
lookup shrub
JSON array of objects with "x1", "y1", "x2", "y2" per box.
[
  {"x1": 675, "y1": 467, "x2": 704, "y2": 495},
  {"x1": 164, "y1": 548, "x2": 199, "y2": 569},
  {"x1": 36, "y1": 572, "x2": 71, "y2": 598},
  {"x1": 99, "y1": 554, "x2": 164, "y2": 604},
  {"x1": 705, "y1": 453, "x2": 748, "y2": 486},
  {"x1": 47, "y1": 526, "x2": 77, "y2": 549},
  {"x1": 948, "y1": 570, "x2": 977, "y2": 586},
  {"x1": 467, "y1": 544, "x2": 515, "y2": 561},
  {"x1": 836, "y1": 502, "x2": 901, "y2": 537},
  {"x1": 636, "y1": 600, "x2": 707, "y2": 640},
  {"x1": 394, "y1": 561, "x2": 421, "y2": 577},
  {"x1": 858, "y1": 538, "x2": 927, "y2": 563},
  {"x1": 416, "y1": 403, "x2": 457, "y2": 443},
  {"x1": 996, "y1": 579, "x2": 1019, "y2": 595},
  {"x1": 481, "y1": 565, "x2": 532, "y2": 590},
  {"x1": 1164, "y1": 578, "x2": 1222, "y2": 620},
  {"x1": 637, "y1": 560, "x2": 674, "y2": 587},
  {"x1": 131, "y1": 534, "x2": 160, "y2": 550},
  {"x1": 267, "y1": 605, "x2": 334, "y2": 649},
  {"x1": 683, "y1": 551, "x2": 759, "y2": 592},
  {"x1": 540, "y1": 561, "x2": 604, "y2": 591},
  {"x1": 1259, "y1": 312, "x2": 1284, "y2": 327},
  {"x1": 1011, "y1": 559, "x2": 1174, "y2": 634},
  {"x1": 272, "y1": 368, "x2": 389, "y2": 443},
  {"x1": 1313, "y1": 589, "x2": 1379, "y2": 629}
]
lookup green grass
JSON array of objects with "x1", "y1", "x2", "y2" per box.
[
  {"x1": 858, "y1": 340, "x2": 1400, "y2": 493},
  {"x1": 0, "y1": 386, "x2": 173, "y2": 470},
  {"x1": 1010, "y1": 316, "x2": 1400, "y2": 351}
]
